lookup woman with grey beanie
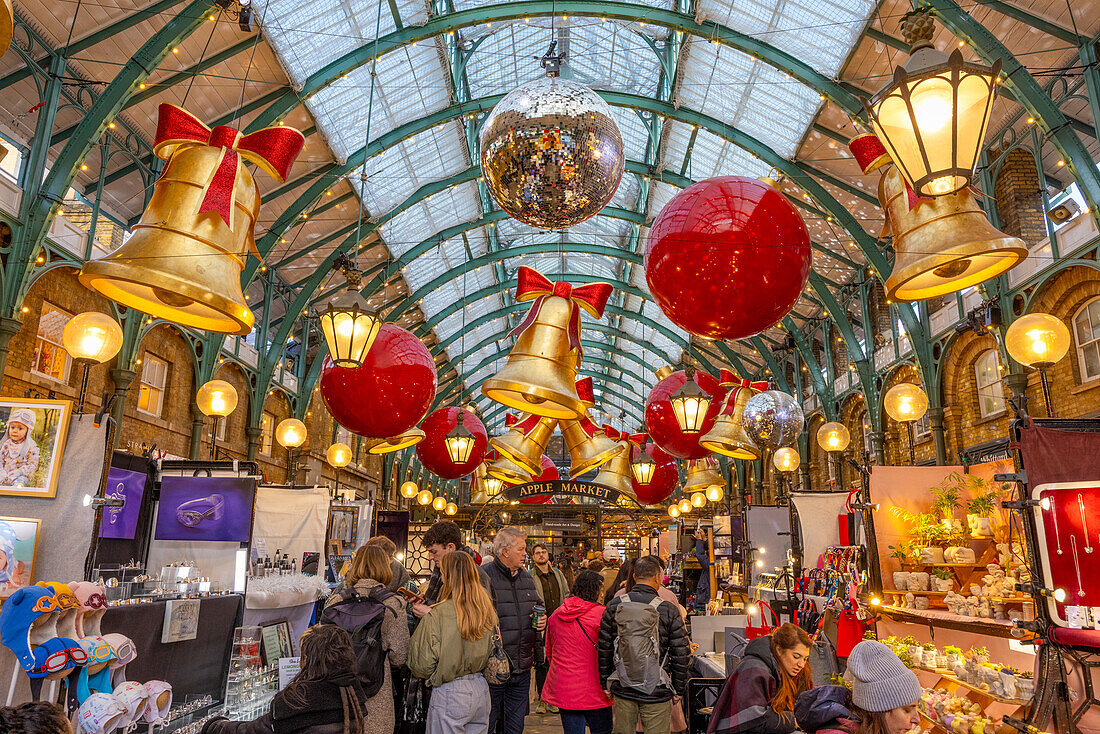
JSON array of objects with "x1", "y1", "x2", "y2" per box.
[{"x1": 843, "y1": 640, "x2": 922, "y2": 734}]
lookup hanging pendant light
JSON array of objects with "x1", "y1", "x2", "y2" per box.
[
  {"x1": 669, "y1": 365, "x2": 711, "y2": 434},
  {"x1": 631, "y1": 450, "x2": 657, "y2": 485},
  {"x1": 319, "y1": 256, "x2": 381, "y2": 368},
  {"x1": 416, "y1": 489, "x2": 434, "y2": 506},
  {"x1": 706, "y1": 484, "x2": 724, "y2": 502},
  {"x1": 690, "y1": 492, "x2": 707, "y2": 508},
  {"x1": 484, "y1": 475, "x2": 505, "y2": 497},
  {"x1": 432, "y1": 495, "x2": 447, "y2": 512},
  {"x1": 863, "y1": 10, "x2": 1000, "y2": 197},
  {"x1": 400, "y1": 481, "x2": 419, "y2": 499},
  {"x1": 445, "y1": 411, "x2": 477, "y2": 465},
  {"x1": 445, "y1": 501, "x2": 458, "y2": 516},
  {"x1": 678, "y1": 498, "x2": 692, "y2": 514},
  {"x1": 668, "y1": 504, "x2": 680, "y2": 518}
]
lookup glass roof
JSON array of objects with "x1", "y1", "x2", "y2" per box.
[{"x1": 252, "y1": 0, "x2": 881, "y2": 430}]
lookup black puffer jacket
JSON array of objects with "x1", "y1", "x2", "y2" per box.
[
  {"x1": 597, "y1": 583, "x2": 690, "y2": 703},
  {"x1": 483, "y1": 558, "x2": 542, "y2": 674},
  {"x1": 202, "y1": 675, "x2": 366, "y2": 734}
]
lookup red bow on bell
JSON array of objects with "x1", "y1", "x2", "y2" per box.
[
  {"x1": 721, "y1": 377, "x2": 768, "y2": 414},
  {"x1": 575, "y1": 377, "x2": 596, "y2": 406},
  {"x1": 627, "y1": 432, "x2": 648, "y2": 447},
  {"x1": 509, "y1": 267, "x2": 614, "y2": 356},
  {"x1": 504, "y1": 414, "x2": 520, "y2": 428},
  {"x1": 152, "y1": 103, "x2": 305, "y2": 229},
  {"x1": 601, "y1": 424, "x2": 622, "y2": 440}
]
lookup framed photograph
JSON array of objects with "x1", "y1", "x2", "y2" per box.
[
  {"x1": 327, "y1": 506, "x2": 358, "y2": 549},
  {"x1": 0, "y1": 398, "x2": 72, "y2": 498},
  {"x1": 0, "y1": 516, "x2": 40, "y2": 597},
  {"x1": 260, "y1": 620, "x2": 294, "y2": 664}
]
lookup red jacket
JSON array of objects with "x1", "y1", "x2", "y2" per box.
[{"x1": 542, "y1": 597, "x2": 613, "y2": 711}]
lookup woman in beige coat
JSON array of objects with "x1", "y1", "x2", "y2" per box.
[{"x1": 324, "y1": 545, "x2": 409, "y2": 734}]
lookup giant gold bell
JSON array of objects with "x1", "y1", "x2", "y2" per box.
[
  {"x1": 482, "y1": 295, "x2": 584, "y2": 419},
  {"x1": 592, "y1": 440, "x2": 636, "y2": 504},
  {"x1": 560, "y1": 416, "x2": 625, "y2": 478},
  {"x1": 487, "y1": 453, "x2": 534, "y2": 484},
  {"x1": 1, "y1": 0, "x2": 12, "y2": 60},
  {"x1": 490, "y1": 414, "x2": 557, "y2": 475},
  {"x1": 79, "y1": 144, "x2": 256, "y2": 335},
  {"x1": 683, "y1": 457, "x2": 725, "y2": 495},
  {"x1": 364, "y1": 428, "x2": 425, "y2": 455},
  {"x1": 881, "y1": 165, "x2": 1027, "y2": 302},
  {"x1": 701, "y1": 385, "x2": 761, "y2": 460}
]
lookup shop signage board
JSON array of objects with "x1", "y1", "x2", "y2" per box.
[
  {"x1": 162, "y1": 598, "x2": 200, "y2": 643},
  {"x1": 502, "y1": 479, "x2": 625, "y2": 505},
  {"x1": 542, "y1": 517, "x2": 586, "y2": 532}
]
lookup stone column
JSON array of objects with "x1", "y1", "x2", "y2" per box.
[
  {"x1": 246, "y1": 426, "x2": 262, "y2": 462},
  {"x1": 189, "y1": 403, "x2": 206, "y2": 459},
  {"x1": 108, "y1": 368, "x2": 136, "y2": 449}
]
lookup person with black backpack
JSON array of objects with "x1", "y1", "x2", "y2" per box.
[
  {"x1": 321, "y1": 545, "x2": 409, "y2": 734},
  {"x1": 598, "y1": 555, "x2": 690, "y2": 734}
]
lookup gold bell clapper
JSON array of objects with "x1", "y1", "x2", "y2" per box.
[
  {"x1": 592, "y1": 440, "x2": 636, "y2": 500},
  {"x1": 482, "y1": 267, "x2": 613, "y2": 419},
  {"x1": 489, "y1": 413, "x2": 558, "y2": 475},
  {"x1": 487, "y1": 453, "x2": 534, "y2": 485},
  {"x1": 364, "y1": 428, "x2": 426, "y2": 455},
  {"x1": 560, "y1": 414, "x2": 626, "y2": 478},
  {"x1": 849, "y1": 132, "x2": 1026, "y2": 302},
  {"x1": 701, "y1": 376, "x2": 766, "y2": 460},
  {"x1": 683, "y1": 457, "x2": 725, "y2": 495},
  {"x1": 79, "y1": 104, "x2": 305, "y2": 335}
]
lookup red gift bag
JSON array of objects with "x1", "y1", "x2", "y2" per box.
[
  {"x1": 746, "y1": 601, "x2": 779, "y2": 640},
  {"x1": 834, "y1": 608, "x2": 869, "y2": 657}
]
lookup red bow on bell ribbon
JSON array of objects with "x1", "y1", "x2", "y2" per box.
[
  {"x1": 627, "y1": 433, "x2": 648, "y2": 447},
  {"x1": 152, "y1": 103, "x2": 306, "y2": 229},
  {"x1": 722, "y1": 378, "x2": 768, "y2": 414},
  {"x1": 513, "y1": 413, "x2": 544, "y2": 435},
  {"x1": 575, "y1": 377, "x2": 596, "y2": 406},
  {"x1": 510, "y1": 267, "x2": 614, "y2": 356},
  {"x1": 601, "y1": 424, "x2": 622, "y2": 440},
  {"x1": 504, "y1": 414, "x2": 519, "y2": 428}
]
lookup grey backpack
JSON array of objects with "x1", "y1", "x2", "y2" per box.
[{"x1": 608, "y1": 593, "x2": 673, "y2": 695}]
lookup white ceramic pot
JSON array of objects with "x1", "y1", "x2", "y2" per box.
[
  {"x1": 914, "y1": 596, "x2": 930, "y2": 610},
  {"x1": 893, "y1": 571, "x2": 911, "y2": 591},
  {"x1": 1000, "y1": 670, "x2": 1018, "y2": 699},
  {"x1": 1016, "y1": 678, "x2": 1034, "y2": 702},
  {"x1": 921, "y1": 547, "x2": 946, "y2": 564},
  {"x1": 934, "y1": 577, "x2": 954, "y2": 592},
  {"x1": 972, "y1": 516, "x2": 994, "y2": 538},
  {"x1": 908, "y1": 572, "x2": 930, "y2": 591}
]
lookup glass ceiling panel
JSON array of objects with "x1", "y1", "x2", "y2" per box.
[
  {"x1": 403, "y1": 229, "x2": 490, "y2": 293},
  {"x1": 676, "y1": 39, "x2": 821, "y2": 159},
  {"x1": 253, "y1": 0, "x2": 429, "y2": 87},
  {"x1": 611, "y1": 173, "x2": 641, "y2": 210},
  {"x1": 309, "y1": 42, "x2": 450, "y2": 162},
  {"x1": 568, "y1": 21, "x2": 660, "y2": 98},
  {"x1": 611, "y1": 106, "x2": 653, "y2": 164},
  {"x1": 664, "y1": 124, "x2": 771, "y2": 182},
  {"x1": 382, "y1": 182, "x2": 482, "y2": 258},
  {"x1": 696, "y1": 0, "x2": 876, "y2": 76}
]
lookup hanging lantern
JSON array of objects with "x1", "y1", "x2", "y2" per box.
[
  {"x1": 816, "y1": 422, "x2": 850, "y2": 453},
  {"x1": 864, "y1": 10, "x2": 1000, "y2": 197},
  {"x1": 326, "y1": 442, "x2": 353, "y2": 468},
  {"x1": 432, "y1": 495, "x2": 447, "y2": 512},
  {"x1": 416, "y1": 490, "x2": 433, "y2": 505},
  {"x1": 445, "y1": 502, "x2": 458, "y2": 516},
  {"x1": 631, "y1": 441, "x2": 678, "y2": 505},
  {"x1": 318, "y1": 265, "x2": 381, "y2": 368},
  {"x1": 646, "y1": 367, "x2": 725, "y2": 458},
  {"x1": 773, "y1": 447, "x2": 801, "y2": 473},
  {"x1": 484, "y1": 475, "x2": 505, "y2": 497},
  {"x1": 690, "y1": 492, "x2": 707, "y2": 508},
  {"x1": 669, "y1": 366, "x2": 711, "y2": 434},
  {"x1": 364, "y1": 428, "x2": 426, "y2": 455},
  {"x1": 883, "y1": 383, "x2": 930, "y2": 423},
  {"x1": 400, "y1": 481, "x2": 419, "y2": 499},
  {"x1": 706, "y1": 485, "x2": 724, "y2": 502},
  {"x1": 668, "y1": 504, "x2": 680, "y2": 518},
  {"x1": 445, "y1": 412, "x2": 476, "y2": 465},
  {"x1": 79, "y1": 104, "x2": 304, "y2": 335},
  {"x1": 62, "y1": 312, "x2": 123, "y2": 364},
  {"x1": 276, "y1": 418, "x2": 307, "y2": 449},
  {"x1": 195, "y1": 379, "x2": 238, "y2": 418},
  {"x1": 1005, "y1": 313, "x2": 1071, "y2": 369},
  {"x1": 631, "y1": 451, "x2": 657, "y2": 485},
  {"x1": 482, "y1": 268, "x2": 612, "y2": 420},
  {"x1": 678, "y1": 498, "x2": 692, "y2": 514}
]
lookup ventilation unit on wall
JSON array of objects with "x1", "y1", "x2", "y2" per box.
[{"x1": 1046, "y1": 199, "x2": 1081, "y2": 225}]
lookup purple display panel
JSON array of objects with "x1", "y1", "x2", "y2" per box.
[
  {"x1": 97, "y1": 467, "x2": 147, "y2": 539},
  {"x1": 154, "y1": 476, "x2": 255, "y2": 543}
]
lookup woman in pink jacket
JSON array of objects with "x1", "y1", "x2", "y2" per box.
[{"x1": 542, "y1": 571, "x2": 614, "y2": 734}]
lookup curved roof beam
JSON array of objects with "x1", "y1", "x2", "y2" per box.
[{"x1": 244, "y1": 0, "x2": 862, "y2": 135}]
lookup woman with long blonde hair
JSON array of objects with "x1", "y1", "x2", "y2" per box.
[{"x1": 409, "y1": 551, "x2": 497, "y2": 734}]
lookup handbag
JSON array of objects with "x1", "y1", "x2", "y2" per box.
[
  {"x1": 401, "y1": 677, "x2": 430, "y2": 733},
  {"x1": 483, "y1": 627, "x2": 512, "y2": 685},
  {"x1": 746, "y1": 600, "x2": 778, "y2": 640}
]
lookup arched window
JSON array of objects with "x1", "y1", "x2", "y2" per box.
[
  {"x1": 1073, "y1": 297, "x2": 1100, "y2": 382},
  {"x1": 974, "y1": 350, "x2": 1005, "y2": 418}
]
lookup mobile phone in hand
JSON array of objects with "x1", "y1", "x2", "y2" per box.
[{"x1": 398, "y1": 587, "x2": 425, "y2": 604}]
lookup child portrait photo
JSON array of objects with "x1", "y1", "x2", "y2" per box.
[
  {"x1": 0, "y1": 398, "x2": 72, "y2": 498},
  {"x1": 0, "y1": 517, "x2": 41, "y2": 597}
]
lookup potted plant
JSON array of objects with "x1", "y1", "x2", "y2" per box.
[
  {"x1": 932, "y1": 474, "x2": 963, "y2": 526},
  {"x1": 999, "y1": 666, "x2": 1019, "y2": 699},
  {"x1": 933, "y1": 567, "x2": 954, "y2": 592},
  {"x1": 921, "y1": 642, "x2": 937, "y2": 668},
  {"x1": 970, "y1": 645, "x2": 989, "y2": 664},
  {"x1": 903, "y1": 635, "x2": 921, "y2": 660},
  {"x1": 944, "y1": 645, "x2": 962, "y2": 665},
  {"x1": 967, "y1": 487, "x2": 998, "y2": 538},
  {"x1": 889, "y1": 544, "x2": 913, "y2": 589},
  {"x1": 1017, "y1": 670, "x2": 1034, "y2": 701}
]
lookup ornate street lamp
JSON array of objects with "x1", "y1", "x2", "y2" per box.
[
  {"x1": 670, "y1": 366, "x2": 711, "y2": 434},
  {"x1": 864, "y1": 10, "x2": 1000, "y2": 197},
  {"x1": 667, "y1": 504, "x2": 680, "y2": 518},
  {"x1": 773, "y1": 447, "x2": 800, "y2": 473},
  {"x1": 416, "y1": 489, "x2": 434, "y2": 506},
  {"x1": 62, "y1": 312, "x2": 123, "y2": 413},
  {"x1": 432, "y1": 495, "x2": 447, "y2": 512},
  {"x1": 484, "y1": 475, "x2": 505, "y2": 497},
  {"x1": 276, "y1": 418, "x2": 307, "y2": 486},
  {"x1": 400, "y1": 481, "x2": 419, "y2": 499},
  {"x1": 196, "y1": 379, "x2": 238, "y2": 459},
  {"x1": 816, "y1": 422, "x2": 851, "y2": 453},
  {"x1": 631, "y1": 450, "x2": 657, "y2": 485},
  {"x1": 1005, "y1": 313, "x2": 1071, "y2": 417},
  {"x1": 318, "y1": 259, "x2": 381, "y2": 368},
  {"x1": 884, "y1": 383, "x2": 929, "y2": 464},
  {"x1": 444, "y1": 412, "x2": 476, "y2": 465}
]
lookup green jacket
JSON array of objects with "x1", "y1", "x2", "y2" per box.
[{"x1": 408, "y1": 599, "x2": 492, "y2": 688}]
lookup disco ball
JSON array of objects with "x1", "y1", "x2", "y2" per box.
[
  {"x1": 742, "y1": 390, "x2": 804, "y2": 450},
  {"x1": 480, "y1": 76, "x2": 625, "y2": 229}
]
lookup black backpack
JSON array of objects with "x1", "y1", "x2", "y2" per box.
[{"x1": 319, "y1": 587, "x2": 396, "y2": 697}]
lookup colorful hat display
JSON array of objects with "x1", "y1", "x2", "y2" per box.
[
  {"x1": 36, "y1": 582, "x2": 81, "y2": 638},
  {"x1": 77, "y1": 692, "x2": 126, "y2": 734},
  {"x1": 112, "y1": 681, "x2": 151, "y2": 730},
  {"x1": 0, "y1": 586, "x2": 56, "y2": 673},
  {"x1": 142, "y1": 681, "x2": 173, "y2": 723},
  {"x1": 71, "y1": 581, "x2": 109, "y2": 638},
  {"x1": 29, "y1": 635, "x2": 86, "y2": 680}
]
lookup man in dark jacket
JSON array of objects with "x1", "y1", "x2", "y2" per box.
[
  {"x1": 482, "y1": 526, "x2": 546, "y2": 734},
  {"x1": 598, "y1": 555, "x2": 690, "y2": 734}
]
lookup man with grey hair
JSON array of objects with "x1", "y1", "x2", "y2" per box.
[{"x1": 483, "y1": 526, "x2": 546, "y2": 734}]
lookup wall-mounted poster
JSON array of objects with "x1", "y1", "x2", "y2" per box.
[
  {"x1": 97, "y1": 467, "x2": 148, "y2": 540},
  {"x1": 0, "y1": 516, "x2": 40, "y2": 597},
  {"x1": 154, "y1": 476, "x2": 256, "y2": 543},
  {"x1": 0, "y1": 398, "x2": 72, "y2": 498}
]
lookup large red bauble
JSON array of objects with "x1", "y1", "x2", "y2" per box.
[
  {"x1": 645, "y1": 369, "x2": 725, "y2": 459},
  {"x1": 416, "y1": 408, "x2": 488, "y2": 479},
  {"x1": 319, "y1": 324, "x2": 436, "y2": 438},
  {"x1": 520, "y1": 456, "x2": 559, "y2": 504},
  {"x1": 645, "y1": 176, "x2": 811, "y2": 340},
  {"x1": 631, "y1": 442, "x2": 679, "y2": 505}
]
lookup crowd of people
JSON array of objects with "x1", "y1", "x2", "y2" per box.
[{"x1": 0, "y1": 521, "x2": 922, "y2": 734}]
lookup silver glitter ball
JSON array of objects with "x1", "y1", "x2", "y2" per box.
[
  {"x1": 742, "y1": 390, "x2": 804, "y2": 449},
  {"x1": 480, "y1": 76, "x2": 625, "y2": 229}
]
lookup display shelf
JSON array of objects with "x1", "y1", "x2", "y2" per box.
[
  {"x1": 940, "y1": 672, "x2": 1032, "y2": 708},
  {"x1": 880, "y1": 605, "x2": 1029, "y2": 639},
  {"x1": 918, "y1": 710, "x2": 951, "y2": 734},
  {"x1": 916, "y1": 668, "x2": 1033, "y2": 734}
]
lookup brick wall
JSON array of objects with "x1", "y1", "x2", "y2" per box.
[
  {"x1": 881, "y1": 364, "x2": 937, "y2": 466},
  {"x1": 994, "y1": 147, "x2": 1048, "y2": 246}
]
